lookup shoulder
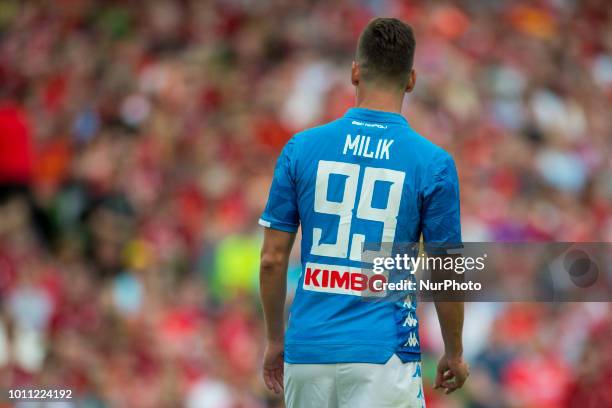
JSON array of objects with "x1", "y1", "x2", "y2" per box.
[
  {"x1": 404, "y1": 128, "x2": 448, "y2": 156},
  {"x1": 283, "y1": 117, "x2": 347, "y2": 154},
  {"x1": 404, "y1": 129, "x2": 457, "y2": 179},
  {"x1": 293, "y1": 118, "x2": 346, "y2": 141}
]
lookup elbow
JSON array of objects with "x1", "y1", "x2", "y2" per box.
[{"x1": 260, "y1": 250, "x2": 286, "y2": 273}]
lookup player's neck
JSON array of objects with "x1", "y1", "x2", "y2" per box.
[{"x1": 355, "y1": 87, "x2": 404, "y2": 114}]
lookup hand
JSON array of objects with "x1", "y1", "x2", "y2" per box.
[
  {"x1": 434, "y1": 354, "x2": 469, "y2": 394},
  {"x1": 262, "y1": 339, "x2": 285, "y2": 394}
]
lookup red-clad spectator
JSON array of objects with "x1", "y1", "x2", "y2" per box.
[{"x1": 0, "y1": 101, "x2": 32, "y2": 186}]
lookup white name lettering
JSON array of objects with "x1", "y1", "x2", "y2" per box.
[{"x1": 343, "y1": 134, "x2": 394, "y2": 160}]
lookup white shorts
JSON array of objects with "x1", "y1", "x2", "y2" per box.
[{"x1": 284, "y1": 355, "x2": 425, "y2": 408}]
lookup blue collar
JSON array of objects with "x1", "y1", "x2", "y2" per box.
[{"x1": 344, "y1": 107, "x2": 409, "y2": 126}]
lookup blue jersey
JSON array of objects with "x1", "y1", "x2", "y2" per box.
[{"x1": 259, "y1": 107, "x2": 461, "y2": 364}]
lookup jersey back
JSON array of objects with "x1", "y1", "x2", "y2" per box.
[{"x1": 260, "y1": 107, "x2": 461, "y2": 364}]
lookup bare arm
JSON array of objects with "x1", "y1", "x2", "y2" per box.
[
  {"x1": 260, "y1": 227, "x2": 295, "y2": 341},
  {"x1": 431, "y1": 254, "x2": 469, "y2": 394},
  {"x1": 259, "y1": 227, "x2": 296, "y2": 394},
  {"x1": 419, "y1": 152, "x2": 467, "y2": 393},
  {"x1": 435, "y1": 301, "x2": 464, "y2": 358}
]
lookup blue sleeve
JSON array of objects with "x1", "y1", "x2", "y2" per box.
[
  {"x1": 259, "y1": 139, "x2": 300, "y2": 233},
  {"x1": 421, "y1": 152, "x2": 462, "y2": 251}
]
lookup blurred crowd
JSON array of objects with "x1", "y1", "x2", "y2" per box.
[{"x1": 0, "y1": 0, "x2": 610, "y2": 407}]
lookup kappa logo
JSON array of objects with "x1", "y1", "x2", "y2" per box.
[
  {"x1": 303, "y1": 262, "x2": 387, "y2": 296},
  {"x1": 403, "y1": 313, "x2": 418, "y2": 328},
  {"x1": 405, "y1": 332, "x2": 419, "y2": 347}
]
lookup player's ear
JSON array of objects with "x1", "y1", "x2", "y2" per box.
[
  {"x1": 405, "y1": 69, "x2": 416, "y2": 93},
  {"x1": 351, "y1": 61, "x2": 360, "y2": 86}
]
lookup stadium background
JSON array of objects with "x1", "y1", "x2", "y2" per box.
[{"x1": 0, "y1": 0, "x2": 611, "y2": 407}]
